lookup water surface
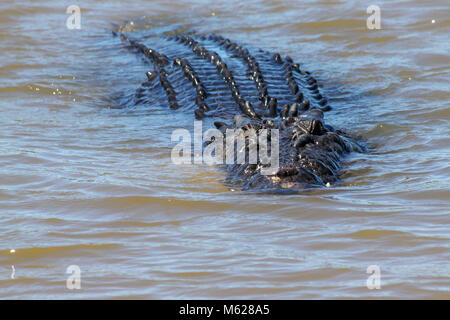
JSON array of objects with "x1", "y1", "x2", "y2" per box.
[{"x1": 0, "y1": 0, "x2": 449, "y2": 299}]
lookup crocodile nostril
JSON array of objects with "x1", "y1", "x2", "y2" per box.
[{"x1": 276, "y1": 167, "x2": 299, "y2": 177}]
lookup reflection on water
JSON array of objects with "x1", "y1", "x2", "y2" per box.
[{"x1": 0, "y1": 0, "x2": 449, "y2": 299}]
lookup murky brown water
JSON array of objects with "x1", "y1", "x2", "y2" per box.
[{"x1": 0, "y1": 0, "x2": 449, "y2": 299}]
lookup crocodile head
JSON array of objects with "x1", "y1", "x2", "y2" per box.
[{"x1": 213, "y1": 108, "x2": 362, "y2": 191}]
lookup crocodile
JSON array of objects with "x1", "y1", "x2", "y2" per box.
[{"x1": 113, "y1": 30, "x2": 364, "y2": 191}]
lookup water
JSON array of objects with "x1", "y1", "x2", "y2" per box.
[{"x1": 0, "y1": 0, "x2": 449, "y2": 299}]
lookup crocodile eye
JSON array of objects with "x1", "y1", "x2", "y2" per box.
[
  {"x1": 296, "y1": 118, "x2": 325, "y2": 135},
  {"x1": 309, "y1": 119, "x2": 325, "y2": 135}
]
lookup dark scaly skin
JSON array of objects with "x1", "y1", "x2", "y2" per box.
[{"x1": 115, "y1": 31, "x2": 364, "y2": 191}]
